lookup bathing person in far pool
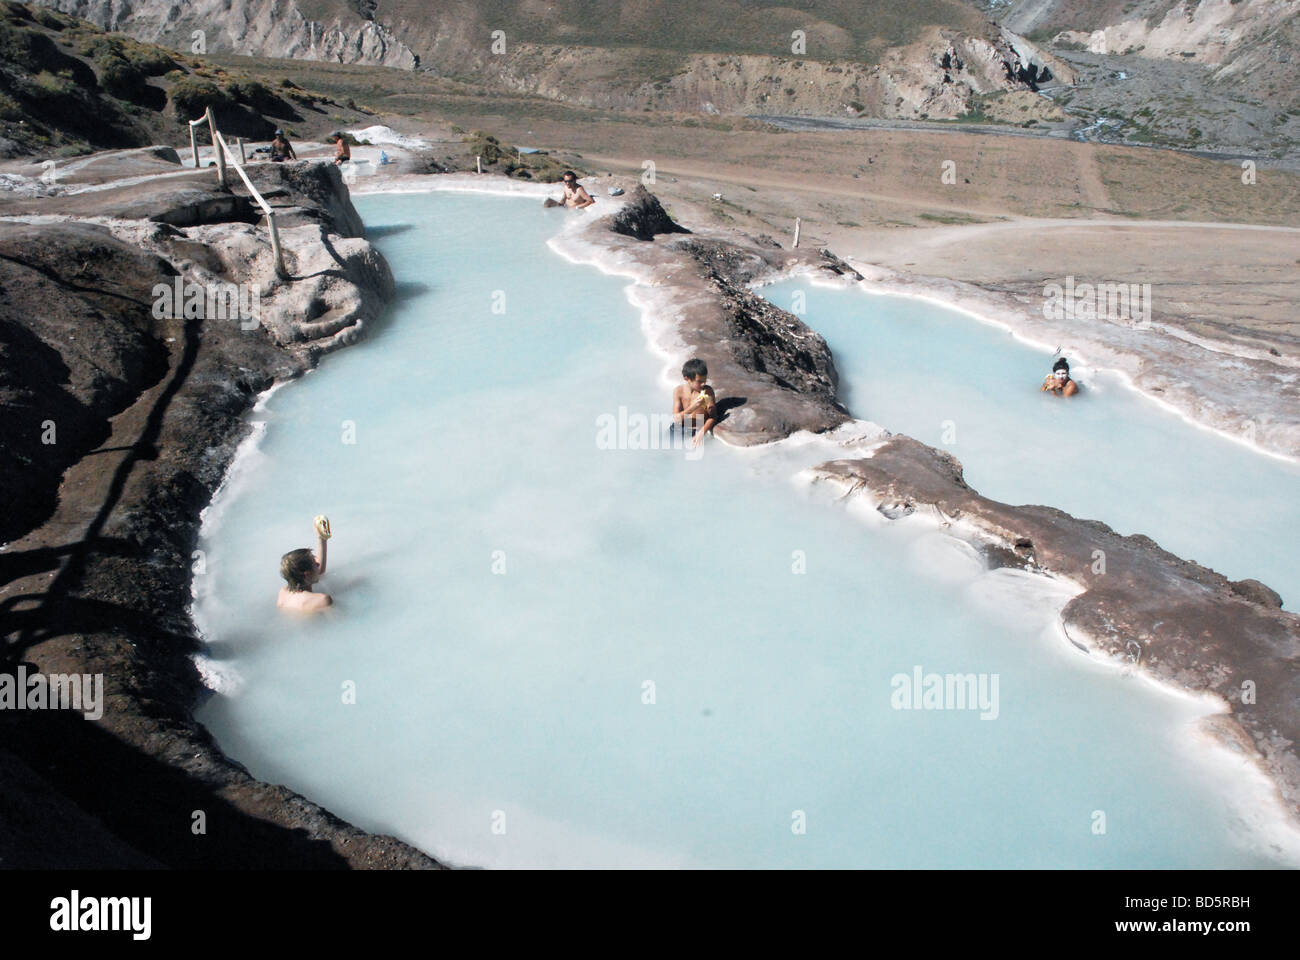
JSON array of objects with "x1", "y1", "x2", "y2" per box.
[
  {"x1": 1042, "y1": 358, "x2": 1079, "y2": 397},
  {"x1": 278, "y1": 516, "x2": 332, "y2": 612},
  {"x1": 544, "y1": 171, "x2": 595, "y2": 209},
  {"x1": 270, "y1": 129, "x2": 296, "y2": 163},
  {"x1": 673, "y1": 358, "x2": 718, "y2": 447}
]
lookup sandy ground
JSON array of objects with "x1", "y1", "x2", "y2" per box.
[{"x1": 379, "y1": 112, "x2": 1300, "y2": 361}]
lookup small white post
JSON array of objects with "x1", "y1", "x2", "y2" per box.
[
  {"x1": 190, "y1": 123, "x2": 199, "y2": 169},
  {"x1": 476, "y1": 155, "x2": 482, "y2": 174},
  {"x1": 792, "y1": 217, "x2": 801, "y2": 248},
  {"x1": 206, "y1": 107, "x2": 227, "y2": 187},
  {"x1": 237, "y1": 137, "x2": 246, "y2": 163}
]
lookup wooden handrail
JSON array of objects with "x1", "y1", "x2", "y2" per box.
[{"x1": 191, "y1": 107, "x2": 288, "y2": 279}]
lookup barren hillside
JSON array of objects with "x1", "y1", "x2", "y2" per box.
[
  {"x1": 987, "y1": 0, "x2": 1299, "y2": 158},
  {"x1": 34, "y1": 0, "x2": 1300, "y2": 158},
  {"x1": 38, "y1": 0, "x2": 1045, "y2": 120}
]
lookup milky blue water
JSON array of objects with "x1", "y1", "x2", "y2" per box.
[
  {"x1": 760, "y1": 280, "x2": 1300, "y2": 609},
  {"x1": 191, "y1": 192, "x2": 1294, "y2": 868}
]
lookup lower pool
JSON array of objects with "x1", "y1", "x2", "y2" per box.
[
  {"x1": 191, "y1": 192, "x2": 1297, "y2": 867},
  {"x1": 759, "y1": 278, "x2": 1300, "y2": 608}
]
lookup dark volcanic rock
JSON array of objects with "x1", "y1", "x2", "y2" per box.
[
  {"x1": 0, "y1": 222, "x2": 173, "y2": 544},
  {"x1": 715, "y1": 282, "x2": 844, "y2": 401},
  {"x1": 818, "y1": 248, "x2": 864, "y2": 281},
  {"x1": 248, "y1": 160, "x2": 366, "y2": 237},
  {"x1": 0, "y1": 745, "x2": 162, "y2": 869},
  {"x1": 1231, "y1": 578, "x2": 1284, "y2": 609},
  {"x1": 608, "y1": 185, "x2": 691, "y2": 241},
  {"x1": 673, "y1": 236, "x2": 774, "y2": 286},
  {"x1": 670, "y1": 237, "x2": 849, "y2": 443},
  {"x1": 583, "y1": 196, "x2": 846, "y2": 445}
]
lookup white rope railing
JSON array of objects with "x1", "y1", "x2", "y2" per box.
[{"x1": 190, "y1": 107, "x2": 288, "y2": 279}]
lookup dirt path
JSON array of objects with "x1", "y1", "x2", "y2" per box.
[
  {"x1": 581, "y1": 152, "x2": 1007, "y2": 218},
  {"x1": 1077, "y1": 145, "x2": 1112, "y2": 211}
]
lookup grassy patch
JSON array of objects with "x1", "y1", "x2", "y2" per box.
[{"x1": 917, "y1": 212, "x2": 986, "y2": 224}]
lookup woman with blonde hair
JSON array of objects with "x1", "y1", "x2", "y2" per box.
[{"x1": 278, "y1": 516, "x2": 333, "y2": 612}]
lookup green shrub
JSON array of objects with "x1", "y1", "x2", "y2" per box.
[
  {"x1": 97, "y1": 53, "x2": 142, "y2": 93},
  {"x1": 0, "y1": 20, "x2": 53, "y2": 72},
  {"x1": 168, "y1": 75, "x2": 230, "y2": 118},
  {"x1": 0, "y1": 91, "x2": 22, "y2": 121},
  {"x1": 463, "y1": 130, "x2": 504, "y2": 164},
  {"x1": 79, "y1": 34, "x2": 174, "y2": 75},
  {"x1": 128, "y1": 44, "x2": 175, "y2": 76},
  {"x1": 77, "y1": 34, "x2": 114, "y2": 58},
  {"x1": 227, "y1": 78, "x2": 276, "y2": 108},
  {"x1": 33, "y1": 7, "x2": 69, "y2": 30},
  {"x1": 28, "y1": 69, "x2": 79, "y2": 100}
]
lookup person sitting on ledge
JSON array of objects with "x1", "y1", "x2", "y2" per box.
[
  {"x1": 332, "y1": 133, "x2": 351, "y2": 166},
  {"x1": 672, "y1": 358, "x2": 718, "y2": 448},
  {"x1": 544, "y1": 171, "x2": 595, "y2": 209},
  {"x1": 270, "y1": 129, "x2": 296, "y2": 163},
  {"x1": 1042, "y1": 357, "x2": 1079, "y2": 397},
  {"x1": 278, "y1": 516, "x2": 332, "y2": 612}
]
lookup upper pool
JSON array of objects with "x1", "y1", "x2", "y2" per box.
[
  {"x1": 190, "y1": 192, "x2": 1296, "y2": 868},
  {"x1": 759, "y1": 279, "x2": 1300, "y2": 608}
]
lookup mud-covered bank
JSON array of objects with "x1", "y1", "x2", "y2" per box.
[{"x1": 0, "y1": 148, "x2": 440, "y2": 868}]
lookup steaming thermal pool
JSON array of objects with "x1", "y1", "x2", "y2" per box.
[
  {"x1": 192, "y1": 192, "x2": 1297, "y2": 868},
  {"x1": 758, "y1": 279, "x2": 1300, "y2": 609}
]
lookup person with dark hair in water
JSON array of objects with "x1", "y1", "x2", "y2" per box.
[
  {"x1": 270, "y1": 129, "x2": 296, "y2": 163},
  {"x1": 1042, "y1": 357, "x2": 1079, "y2": 397},
  {"x1": 278, "y1": 516, "x2": 332, "y2": 612},
  {"x1": 672, "y1": 358, "x2": 718, "y2": 447},
  {"x1": 544, "y1": 171, "x2": 595, "y2": 209}
]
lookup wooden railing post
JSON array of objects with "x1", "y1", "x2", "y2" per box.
[
  {"x1": 206, "y1": 107, "x2": 227, "y2": 187},
  {"x1": 267, "y1": 212, "x2": 287, "y2": 279},
  {"x1": 194, "y1": 112, "x2": 289, "y2": 280}
]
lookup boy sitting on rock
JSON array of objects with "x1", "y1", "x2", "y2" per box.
[{"x1": 672, "y1": 358, "x2": 718, "y2": 448}]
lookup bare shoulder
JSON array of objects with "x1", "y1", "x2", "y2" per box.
[
  {"x1": 277, "y1": 590, "x2": 332, "y2": 613},
  {"x1": 305, "y1": 592, "x2": 333, "y2": 611}
]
